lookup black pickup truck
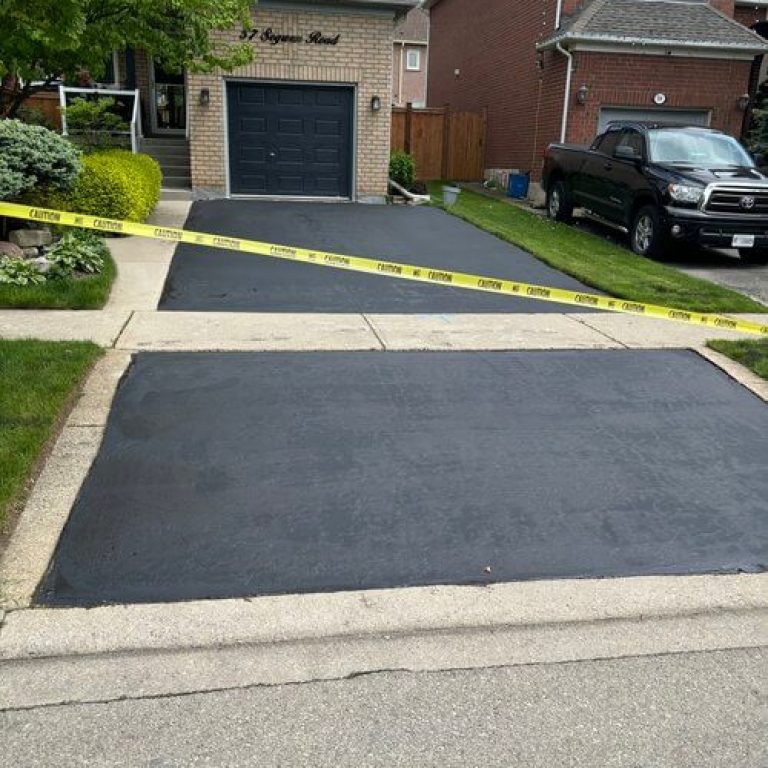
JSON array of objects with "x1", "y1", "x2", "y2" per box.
[{"x1": 542, "y1": 122, "x2": 768, "y2": 264}]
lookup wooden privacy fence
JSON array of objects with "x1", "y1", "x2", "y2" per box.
[
  {"x1": 22, "y1": 92, "x2": 62, "y2": 130},
  {"x1": 391, "y1": 105, "x2": 487, "y2": 181}
]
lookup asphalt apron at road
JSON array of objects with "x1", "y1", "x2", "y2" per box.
[{"x1": 21, "y1": 200, "x2": 768, "y2": 606}]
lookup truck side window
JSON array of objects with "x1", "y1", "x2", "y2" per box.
[
  {"x1": 617, "y1": 130, "x2": 645, "y2": 159},
  {"x1": 597, "y1": 131, "x2": 621, "y2": 156}
]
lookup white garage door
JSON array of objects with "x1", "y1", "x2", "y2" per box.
[{"x1": 598, "y1": 107, "x2": 710, "y2": 134}]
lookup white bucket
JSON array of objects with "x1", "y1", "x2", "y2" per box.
[{"x1": 442, "y1": 185, "x2": 461, "y2": 206}]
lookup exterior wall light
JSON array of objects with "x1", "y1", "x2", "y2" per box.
[
  {"x1": 199, "y1": 88, "x2": 210, "y2": 107},
  {"x1": 576, "y1": 84, "x2": 589, "y2": 105},
  {"x1": 737, "y1": 93, "x2": 751, "y2": 111},
  {"x1": 370, "y1": 95, "x2": 382, "y2": 112}
]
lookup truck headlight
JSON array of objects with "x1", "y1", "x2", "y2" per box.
[{"x1": 668, "y1": 183, "x2": 704, "y2": 204}]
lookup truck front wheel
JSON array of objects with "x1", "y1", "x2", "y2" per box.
[
  {"x1": 547, "y1": 181, "x2": 573, "y2": 223},
  {"x1": 631, "y1": 206, "x2": 666, "y2": 258}
]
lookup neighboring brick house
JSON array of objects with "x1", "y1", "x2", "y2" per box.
[
  {"x1": 392, "y1": 6, "x2": 430, "y2": 107},
  {"x1": 426, "y1": 0, "x2": 768, "y2": 199},
  {"x1": 117, "y1": 0, "x2": 416, "y2": 199}
]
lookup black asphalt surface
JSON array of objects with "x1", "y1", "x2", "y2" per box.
[
  {"x1": 39, "y1": 350, "x2": 768, "y2": 606},
  {"x1": 160, "y1": 201, "x2": 597, "y2": 312}
]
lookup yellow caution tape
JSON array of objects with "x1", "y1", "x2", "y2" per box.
[{"x1": 1, "y1": 201, "x2": 766, "y2": 337}]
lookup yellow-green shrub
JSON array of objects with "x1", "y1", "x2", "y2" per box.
[{"x1": 61, "y1": 150, "x2": 162, "y2": 222}]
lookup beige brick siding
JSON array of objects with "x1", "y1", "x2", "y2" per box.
[{"x1": 187, "y1": 7, "x2": 396, "y2": 198}]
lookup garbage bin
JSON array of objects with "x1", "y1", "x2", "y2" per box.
[
  {"x1": 508, "y1": 172, "x2": 530, "y2": 199},
  {"x1": 442, "y1": 185, "x2": 461, "y2": 206}
]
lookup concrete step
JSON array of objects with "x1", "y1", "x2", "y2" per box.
[{"x1": 162, "y1": 174, "x2": 192, "y2": 189}]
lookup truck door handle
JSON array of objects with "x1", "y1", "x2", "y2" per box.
[{"x1": 603, "y1": 162, "x2": 613, "y2": 171}]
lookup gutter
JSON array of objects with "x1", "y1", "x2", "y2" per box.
[{"x1": 555, "y1": 43, "x2": 574, "y2": 144}]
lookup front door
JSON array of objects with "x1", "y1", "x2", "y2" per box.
[
  {"x1": 227, "y1": 82, "x2": 353, "y2": 197},
  {"x1": 150, "y1": 60, "x2": 186, "y2": 134}
]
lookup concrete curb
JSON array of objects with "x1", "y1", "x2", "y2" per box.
[{"x1": 2, "y1": 573, "x2": 766, "y2": 661}]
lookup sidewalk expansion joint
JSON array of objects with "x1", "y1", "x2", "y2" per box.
[
  {"x1": 567, "y1": 314, "x2": 630, "y2": 348},
  {"x1": 112, "y1": 310, "x2": 135, "y2": 349},
  {"x1": 361, "y1": 314, "x2": 387, "y2": 350}
]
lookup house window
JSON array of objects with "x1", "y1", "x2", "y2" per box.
[{"x1": 406, "y1": 49, "x2": 421, "y2": 71}]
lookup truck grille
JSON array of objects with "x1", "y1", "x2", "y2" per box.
[{"x1": 704, "y1": 187, "x2": 768, "y2": 215}]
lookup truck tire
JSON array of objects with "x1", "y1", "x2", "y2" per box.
[
  {"x1": 739, "y1": 248, "x2": 768, "y2": 266},
  {"x1": 630, "y1": 206, "x2": 666, "y2": 258},
  {"x1": 547, "y1": 180, "x2": 573, "y2": 223}
]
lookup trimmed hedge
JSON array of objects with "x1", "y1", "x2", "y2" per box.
[{"x1": 62, "y1": 150, "x2": 162, "y2": 222}]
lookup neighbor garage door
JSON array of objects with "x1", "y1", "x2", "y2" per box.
[
  {"x1": 598, "y1": 107, "x2": 710, "y2": 133},
  {"x1": 227, "y1": 82, "x2": 353, "y2": 197}
]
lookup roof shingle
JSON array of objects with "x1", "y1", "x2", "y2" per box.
[{"x1": 539, "y1": 0, "x2": 768, "y2": 52}]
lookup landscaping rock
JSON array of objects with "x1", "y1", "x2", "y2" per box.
[
  {"x1": 22, "y1": 247, "x2": 40, "y2": 258},
  {"x1": 29, "y1": 256, "x2": 51, "y2": 274},
  {"x1": 9, "y1": 228, "x2": 53, "y2": 248},
  {"x1": 0, "y1": 241, "x2": 24, "y2": 259}
]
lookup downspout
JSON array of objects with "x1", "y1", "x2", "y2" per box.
[
  {"x1": 398, "y1": 42, "x2": 405, "y2": 106},
  {"x1": 555, "y1": 0, "x2": 564, "y2": 30},
  {"x1": 555, "y1": 42, "x2": 573, "y2": 143}
]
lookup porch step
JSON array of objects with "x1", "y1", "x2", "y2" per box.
[{"x1": 140, "y1": 137, "x2": 191, "y2": 190}]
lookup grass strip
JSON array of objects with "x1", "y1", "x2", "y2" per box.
[
  {"x1": 0, "y1": 251, "x2": 116, "y2": 309},
  {"x1": 429, "y1": 183, "x2": 766, "y2": 314},
  {"x1": 0, "y1": 340, "x2": 103, "y2": 531},
  {"x1": 708, "y1": 338, "x2": 768, "y2": 380}
]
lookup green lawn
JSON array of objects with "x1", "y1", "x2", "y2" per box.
[
  {"x1": 429, "y1": 184, "x2": 766, "y2": 314},
  {"x1": 0, "y1": 251, "x2": 116, "y2": 309},
  {"x1": 708, "y1": 339, "x2": 768, "y2": 380},
  {"x1": 0, "y1": 340, "x2": 103, "y2": 532}
]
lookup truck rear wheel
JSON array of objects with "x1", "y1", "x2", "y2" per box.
[
  {"x1": 547, "y1": 181, "x2": 573, "y2": 223},
  {"x1": 739, "y1": 248, "x2": 768, "y2": 265},
  {"x1": 631, "y1": 206, "x2": 666, "y2": 259}
]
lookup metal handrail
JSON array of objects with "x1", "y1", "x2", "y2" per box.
[{"x1": 59, "y1": 86, "x2": 142, "y2": 153}]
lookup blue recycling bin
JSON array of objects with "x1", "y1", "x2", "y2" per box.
[{"x1": 508, "y1": 172, "x2": 530, "y2": 199}]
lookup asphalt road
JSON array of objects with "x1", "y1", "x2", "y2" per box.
[
  {"x1": 160, "y1": 201, "x2": 596, "y2": 312},
  {"x1": 2, "y1": 648, "x2": 765, "y2": 767},
  {"x1": 39, "y1": 349, "x2": 768, "y2": 606}
]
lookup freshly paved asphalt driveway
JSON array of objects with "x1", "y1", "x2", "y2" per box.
[
  {"x1": 160, "y1": 201, "x2": 596, "y2": 312},
  {"x1": 39, "y1": 350, "x2": 768, "y2": 606}
]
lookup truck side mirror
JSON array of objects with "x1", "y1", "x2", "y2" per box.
[{"x1": 615, "y1": 145, "x2": 640, "y2": 162}]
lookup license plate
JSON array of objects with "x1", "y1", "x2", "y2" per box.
[{"x1": 732, "y1": 234, "x2": 755, "y2": 248}]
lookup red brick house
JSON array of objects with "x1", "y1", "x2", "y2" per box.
[
  {"x1": 393, "y1": 6, "x2": 430, "y2": 107},
  {"x1": 426, "y1": 0, "x2": 768, "y2": 200}
]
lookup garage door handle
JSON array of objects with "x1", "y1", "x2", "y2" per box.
[{"x1": 268, "y1": 151, "x2": 277, "y2": 159}]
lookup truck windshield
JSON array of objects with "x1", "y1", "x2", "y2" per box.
[{"x1": 647, "y1": 129, "x2": 754, "y2": 167}]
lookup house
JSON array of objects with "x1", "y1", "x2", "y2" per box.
[
  {"x1": 426, "y1": 0, "x2": 768, "y2": 200},
  {"x1": 116, "y1": 0, "x2": 417, "y2": 199},
  {"x1": 393, "y1": 6, "x2": 430, "y2": 107}
]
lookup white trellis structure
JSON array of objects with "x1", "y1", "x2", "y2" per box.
[{"x1": 59, "y1": 86, "x2": 143, "y2": 153}]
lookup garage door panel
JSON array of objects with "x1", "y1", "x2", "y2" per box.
[
  {"x1": 598, "y1": 107, "x2": 710, "y2": 133},
  {"x1": 228, "y1": 82, "x2": 352, "y2": 197}
]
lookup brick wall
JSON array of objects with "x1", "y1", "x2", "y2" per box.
[
  {"x1": 567, "y1": 53, "x2": 753, "y2": 145},
  {"x1": 187, "y1": 6, "x2": 394, "y2": 197},
  {"x1": 428, "y1": 0, "x2": 557, "y2": 176},
  {"x1": 734, "y1": 4, "x2": 768, "y2": 27}
]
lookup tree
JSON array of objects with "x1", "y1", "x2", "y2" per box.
[
  {"x1": 746, "y1": 79, "x2": 768, "y2": 156},
  {"x1": 0, "y1": 0, "x2": 254, "y2": 117}
]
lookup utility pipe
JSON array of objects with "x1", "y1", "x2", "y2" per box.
[
  {"x1": 556, "y1": 42, "x2": 573, "y2": 144},
  {"x1": 388, "y1": 178, "x2": 431, "y2": 204}
]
